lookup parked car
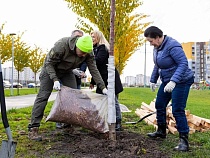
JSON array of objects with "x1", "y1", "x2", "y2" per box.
[
  {"x1": 205, "y1": 80, "x2": 210, "y2": 87},
  {"x1": 28, "y1": 83, "x2": 36, "y2": 88},
  {"x1": 3, "y1": 80, "x2": 11, "y2": 88},
  {"x1": 36, "y1": 83, "x2": 40, "y2": 87},
  {"x1": 12, "y1": 82, "x2": 23, "y2": 88}
]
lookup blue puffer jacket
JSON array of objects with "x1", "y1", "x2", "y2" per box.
[{"x1": 150, "y1": 35, "x2": 194, "y2": 84}]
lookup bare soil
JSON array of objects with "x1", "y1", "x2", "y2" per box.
[{"x1": 33, "y1": 127, "x2": 171, "y2": 158}]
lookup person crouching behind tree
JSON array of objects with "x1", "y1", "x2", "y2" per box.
[{"x1": 89, "y1": 30, "x2": 124, "y2": 131}]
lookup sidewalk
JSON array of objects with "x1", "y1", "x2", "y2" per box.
[
  {"x1": 3, "y1": 88, "x2": 131, "y2": 112},
  {"x1": 4, "y1": 88, "x2": 93, "y2": 111},
  {"x1": 4, "y1": 92, "x2": 58, "y2": 111}
]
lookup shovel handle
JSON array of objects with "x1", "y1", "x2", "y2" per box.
[
  {"x1": 0, "y1": 60, "x2": 9, "y2": 128},
  {"x1": 125, "y1": 111, "x2": 156, "y2": 125},
  {"x1": 125, "y1": 104, "x2": 172, "y2": 125}
]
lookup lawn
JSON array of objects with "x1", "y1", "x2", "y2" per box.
[
  {"x1": 4, "y1": 88, "x2": 40, "y2": 97},
  {"x1": 120, "y1": 88, "x2": 210, "y2": 158},
  {"x1": 4, "y1": 88, "x2": 58, "y2": 97},
  {"x1": 0, "y1": 87, "x2": 209, "y2": 157}
]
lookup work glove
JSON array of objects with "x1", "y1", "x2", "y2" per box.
[
  {"x1": 164, "y1": 81, "x2": 176, "y2": 93},
  {"x1": 102, "y1": 88, "x2": 108, "y2": 95},
  {"x1": 53, "y1": 81, "x2": 61, "y2": 91},
  {"x1": 72, "y1": 68, "x2": 86, "y2": 78},
  {"x1": 150, "y1": 82, "x2": 156, "y2": 92}
]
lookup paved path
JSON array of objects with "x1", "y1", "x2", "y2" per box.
[
  {"x1": 4, "y1": 92, "x2": 58, "y2": 110},
  {"x1": 3, "y1": 88, "x2": 131, "y2": 112},
  {"x1": 3, "y1": 88, "x2": 93, "y2": 111}
]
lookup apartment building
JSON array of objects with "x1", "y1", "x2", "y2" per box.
[
  {"x1": 2, "y1": 66, "x2": 40, "y2": 85},
  {"x1": 124, "y1": 74, "x2": 153, "y2": 87},
  {"x1": 123, "y1": 41, "x2": 210, "y2": 86},
  {"x1": 136, "y1": 74, "x2": 150, "y2": 87},
  {"x1": 182, "y1": 41, "x2": 210, "y2": 83},
  {"x1": 124, "y1": 76, "x2": 136, "y2": 87}
]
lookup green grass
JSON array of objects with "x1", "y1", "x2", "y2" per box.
[
  {"x1": 4, "y1": 88, "x2": 40, "y2": 97},
  {"x1": 0, "y1": 87, "x2": 210, "y2": 157},
  {"x1": 120, "y1": 87, "x2": 210, "y2": 120},
  {"x1": 120, "y1": 88, "x2": 210, "y2": 158},
  {"x1": 4, "y1": 88, "x2": 58, "y2": 97},
  {"x1": 186, "y1": 90, "x2": 210, "y2": 118}
]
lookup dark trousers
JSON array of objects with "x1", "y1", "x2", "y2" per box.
[
  {"x1": 75, "y1": 76, "x2": 81, "y2": 89},
  {"x1": 115, "y1": 95, "x2": 122, "y2": 121},
  {"x1": 28, "y1": 67, "x2": 77, "y2": 128},
  {"x1": 155, "y1": 77, "x2": 194, "y2": 134}
]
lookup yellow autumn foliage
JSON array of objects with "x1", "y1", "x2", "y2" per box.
[
  {"x1": 65, "y1": 0, "x2": 151, "y2": 74},
  {"x1": 0, "y1": 24, "x2": 13, "y2": 63},
  {"x1": 28, "y1": 45, "x2": 46, "y2": 84}
]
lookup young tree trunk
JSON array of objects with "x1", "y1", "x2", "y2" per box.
[
  {"x1": 34, "y1": 72, "x2": 37, "y2": 93},
  {"x1": 17, "y1": 71, "x2": 20, "y2": 95},
  {"x1": 108, "y1": 0, "x2": 116, "y2": 141}
]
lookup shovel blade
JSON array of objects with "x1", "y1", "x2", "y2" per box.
[{"x1": 0, "y1": 140, "x2": 17, "y2": 158}]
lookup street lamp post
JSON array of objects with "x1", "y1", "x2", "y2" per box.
[
  {"x1": 144, "y1": 41, "x2": 147, "y2": 88},
  {"x1": 10, "y1": 33, "x2": 16, "y2": 96}
]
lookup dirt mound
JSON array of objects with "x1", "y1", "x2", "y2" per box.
[{"x1": 39, "y1": 128, "x2": 170, "y2": 158}]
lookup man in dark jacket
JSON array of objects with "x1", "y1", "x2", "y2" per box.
[{"x1": 28, "y1": 35, "x2": 107, "y2": 141}]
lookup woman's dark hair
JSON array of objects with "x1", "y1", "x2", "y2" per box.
[{"x1": 144, "y1": 26, "x2": 163, "y2": 38}]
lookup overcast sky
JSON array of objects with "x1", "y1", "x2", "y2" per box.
[{"x1": 1, "y1": 0, "x2": 210, "y2": 78}]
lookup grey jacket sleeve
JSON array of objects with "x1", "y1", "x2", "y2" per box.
[{"x1": 44, "y1": 40, "x2": 64, "y2": 81}]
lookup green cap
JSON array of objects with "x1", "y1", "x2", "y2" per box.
[{"x1": 76, "y1": 35, "x2": 93, "y2": 53}]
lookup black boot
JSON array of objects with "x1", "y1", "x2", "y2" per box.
[
  {"x1": 174, "y1": 133, "x2": 189, "y2": 152},
  {"x1": 115, "y1": 119, "x2": 122, "y2": 131},
  {"x1": 147, "y1": 124, "x2": 166, "y2": 138}
]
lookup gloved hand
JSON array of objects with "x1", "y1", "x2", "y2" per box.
[
  {"x1": 150, "y1": 82, "x2": 156, "y2": 92},
  {"x1": 72, "y1": 68, "x2": 86, "y2": 78},
  {"x1": 53, "y1": 81, "x2": 61, "y2": 91},
  {"x1": 164, "y1": 81, "x2": 176, "y2": 93},
  {"x1": 102, "y1": 88, "x2": 108, "y2": 95}
]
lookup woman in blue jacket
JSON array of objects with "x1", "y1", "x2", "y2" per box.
[{"x1": 144, "y1": 26, "x2": 194, "y2": 152}]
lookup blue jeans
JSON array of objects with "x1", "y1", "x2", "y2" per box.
[
  {"x1": 155, "y1": 77, "x2": 194, "y2": 134},
  {"x1": 115, "y1": 95, "x2": 121, "y2": 121}
]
